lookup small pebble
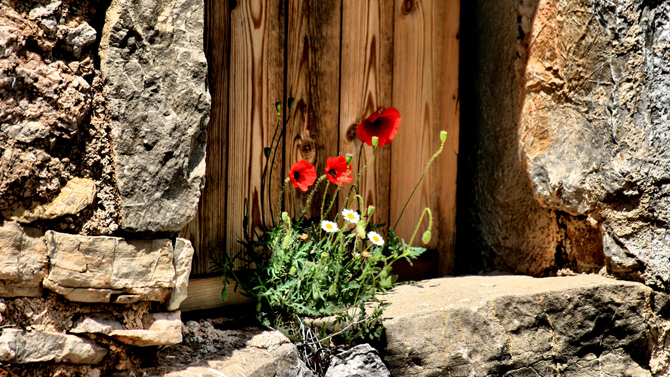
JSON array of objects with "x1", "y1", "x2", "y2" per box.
[{"x1": 0, "y1": 302, "x2": 7, "y2": 313}]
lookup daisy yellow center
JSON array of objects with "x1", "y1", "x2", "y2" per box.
[
  {"x1": 347, "y1": 213, "x2": 355, "y2": 220},
  {"x1": 326, "y1": 224, "x2": 333, "y2": 230},
  {"x1": 373, "y1": 235, "x2": 380, "y2": 242}
]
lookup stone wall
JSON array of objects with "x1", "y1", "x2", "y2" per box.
[
  {"x1": 458, "y1": 0, "x2": 670, "y2": 284},
  {"x1": 0, "y1": 0, "x2": 209, "y2": 373}
]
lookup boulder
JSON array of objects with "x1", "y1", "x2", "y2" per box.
[
  {"x1": 0, "y1": 329, "x2": 107, "y2": 364},
  {"x1": 44, "y1": 231, "x2": 174, "y2": 303},
  {"x1": 0, "y1": 222, "x2": 47, "y2": 297},
  {"x1": 382, "y1": 275, "x2": 666, "y2": 377},
  {"x1": 99, "y1": 0, "x2": 211, "y2": 232},
  {"x1": 517, "y1": 0, "x2": 670, "y2": 289}
]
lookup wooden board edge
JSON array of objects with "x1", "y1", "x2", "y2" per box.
[{"x1": 180, "y1": 276, "x2": 252, "y2": 312}]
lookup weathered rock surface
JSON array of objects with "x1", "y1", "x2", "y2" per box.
[
  {"x1": 111, "y1": 311, "x2": 182, "y2": 347},
  {"x1": 0, "y1": 329, "x2": 107, "y2": 364},
  {"x1": 517, "y1": 0, "x2": 670, "y2": 288},
  {"x1": 2, "y1": 177, "x2": 97, "y2": 223},
  {"x1": 70, "y1": 313, "x2": 125, "y2": 335},
  {"x1": 0, "y1": 0, "x2": 119, "y2": 235},
  {"x1": 99, "y1": 0, "x2": 211, "y2": 232},
  {"x1": 325, "y1": 344, "x2": 389, "y2": 377},
  {"x1": 0, "y1": 222, "x2": 47, "y2": 297},
  {"x1": 167, "y1": 238, "x2": 194, "y2": 311},
  {"x1": 382, "y1": 275, "x2": 666, "y2": 377},
  {"x1": 44, "y1": 231, "x2": 175, "y2": 303}
]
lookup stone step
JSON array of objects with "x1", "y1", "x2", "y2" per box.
[{"x1": 382, "y1": 274, "x2": 666, "y2": 377}]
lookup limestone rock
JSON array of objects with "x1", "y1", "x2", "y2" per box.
[
  {"x1": 45, "y1": 231, "x2": 175, "y2": 303},
  {"x1": 2, "y1": 178, "x2": 97, "y2": 223},
  {"x1": 111, "y1": 312, "x2": 182, "y2": 347},
  {"x1": 99, "y1": 0, "x2": 211, "y2": 232},
  {"x1": 325, "y1": 344, "x2": 390, "y2": 377},
  {"x1": 382, "y1": 275, "x2": 663, "y2": 377},
  {"x1": 167, "y1": 238, "x2": 194, "y2": 311},
  {"x1": 0, "y1": 329, "x2": 107, "y2": 364},
  {"x1": 516, "y1": 0, "x2": 670, "y2": 289},
  {"x1": 0, "y1": 222, "x2": 47, "y2": 297}
]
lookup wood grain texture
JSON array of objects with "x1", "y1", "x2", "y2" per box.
[
  {"x1": 226, "y1": 0, "x2": 285, "y2": 268},
  {"x1": 284, "y1": 0, "x2": 342, "y2": 220},
  {"x1": 338, "y1": 0, "x2": 394, "y2": 230},
  {"x1": 391, "y1": 0, "x2": 459, "y2": 276},
  {"x1": 180, "y1": 0, "x2": 230, "y2": 275},
  {"x1": 179, "y1": 277, "x2": 252, "y2": 311}
]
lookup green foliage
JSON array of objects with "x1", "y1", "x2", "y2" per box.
[{"x1": 215, "y1": 101, "x2": 447, "y2": 347}]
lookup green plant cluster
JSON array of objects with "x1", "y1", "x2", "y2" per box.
[{"x1": 217, "y1": 100, "x2": 447, "y2": 346}]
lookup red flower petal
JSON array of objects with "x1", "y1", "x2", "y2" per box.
[
  {"x1": 289, "y1": 160, "x2": 316, "y2": 191},
  {"x1": 325, "y1": 156, "x2": 353, "y2": 186},
  {"x1": 356, "y1": 107, "x2": 401, "y2": 147}
]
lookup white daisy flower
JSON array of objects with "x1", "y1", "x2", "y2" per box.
[
  {"x1": 367, "y1": 231, "x2": 384, "y2": 246},
  {"x1": 341, "y1": 209, "x2": 360, "y2": 224},
  {"x1": 321, "y1": 220, "x2": 339, "y2": 233},
  {"x1": 352, "y1": 252, "x2": 361, "y2": 259}
]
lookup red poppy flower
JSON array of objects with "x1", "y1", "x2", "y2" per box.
[
  {"x1": 289, "y1": 160, "x2": 317, "y2": 191},
  {"x1": 357, "y1": 106, "x2": 401, "y2": 147},
  {"x1": 325, "y1": 156, "x2": 352, "y2": 186}
]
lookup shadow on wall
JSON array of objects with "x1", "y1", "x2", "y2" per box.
[{"x1": 456, "y1": 0, "x2": 605, "y2": 277}]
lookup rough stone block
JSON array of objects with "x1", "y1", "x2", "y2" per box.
[
  {"x1": 0, "y1": 222, "x2": 47, "y2": 297},
  {"x1": 99, "y1": 0, "x2": 211, "y2": 232},
  {"x1": 45, "y1": 231, "x2": 175, "y2": 302},
  {"x1": 382, "y1": 275, "x2": 663, "y2": 377},
  {"x1": 0, "y1": 329, "x2": 107, "y2": 364},
  {"x1": 516, "y1": 0, "x2": 670, "y2": 289}
]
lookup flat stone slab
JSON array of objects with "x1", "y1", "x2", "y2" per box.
[{"x1": 382, "y1": 274, "x2": 666, "y2": 377}]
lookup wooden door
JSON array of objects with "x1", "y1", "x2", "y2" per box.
[{"x1": 180, "y1": 0, "x2": 459, "y2": 281}]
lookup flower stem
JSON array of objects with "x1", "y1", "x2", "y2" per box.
[
  {"x1": 300, "y1": 175, "x2": 326, "y2": 221},
  {"x1": 392, "y1": 134, "x2": 446, "y2": 231},
  {"x1": 277, "y1": 178, "x2": 290, "y2": 224},
  {"x1": 343, "y1": 146, "x2": 377, "y2": 213},
  {"x1": 408, "y1": 208, "x2": 431, "y2": 247}
]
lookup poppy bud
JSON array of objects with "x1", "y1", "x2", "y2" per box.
[
  {"x1": 356, "y1": 221, "x2": 366, "y2": 239},
  {"x1": 282, "y1": 212, "x2": 290, "y2": 223},
  {"x1": 345, "y1": 153, "x2": 353, "y2": 164},
  {"x1": 275, "y1": 102, "x2": 281, "y2": 113},
  {"x1": 367, "y1": 206, "x2": 375, "y2": 217},
  {"x1": 440, "y1": 130, "x2": 448, "y2": 143},
  {"x1": 288, "y1": 97, "x2": 296, "y2": 110},
  {"x1": 422, "y1": 230, "x2": 432, "y2": 244},
  {"x1": 282, "y1": 234, "x2": 292, "y2": 249},
  {"x1": 371, "y1": 136, "x2": 379, "y2": 148}
]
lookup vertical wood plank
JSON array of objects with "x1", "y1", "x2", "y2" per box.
[
  {"x1": 338, "y1": 0, "x2": 394, "y2": 229},
  {"x1": 391, "y1": 0, "x2": 459, "y2": 276},
  {"x1": 284, "y1": 0, "x2": 342, "y2": 219},
  {"x1": 226, "y1": 0, "x2": 285, "y2": 268},
  {"x1": 180, "y1": 0, "x2": 230, "y2": 275}
]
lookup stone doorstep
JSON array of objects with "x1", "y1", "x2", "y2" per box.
[{"x1": 152, "y1": 274, "x2": 665, "y2": 377}]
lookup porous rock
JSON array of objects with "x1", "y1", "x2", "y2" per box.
[
  {"x1": 0, "y1": 328, "x2": 107, "y2": 364},
  {"x1": 325, "y1": 344, "x2": 390, "y2": 377},
  {"x1": 44, "y1": 231, "x2": 174, "y2": 303},
  {"x1": 0, "y1": 221, "x2": 47, "y2": 297},
  {"x1": 517, "y1": 0, "x2": 670, "y2": 288},
  {"x1": 99, "y1": 0, "x2": 211, "y2": 232},
  {"x1": 382, "y1": 275, "x2": 665, "y2": 377}
]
